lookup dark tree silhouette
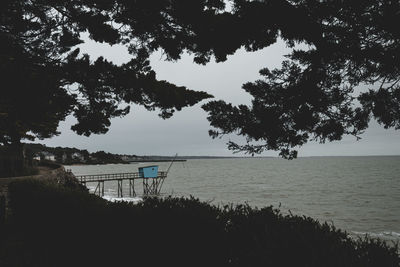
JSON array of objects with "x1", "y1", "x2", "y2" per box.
[
  {"x1": 203, "y1": 0, "x2": 400, "y2": 159},
  {"x1": 1, "y1": 0, "x2": 399, "y2": 175},
  {"x1": 1, "y1": 0, "x2": 234, "y2": 174},
  {"x1": 1, "y1": 0, "x2": 291, "y2": 173}
]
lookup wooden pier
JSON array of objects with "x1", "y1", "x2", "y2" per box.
[{"x1": 76, "y1": 171, "x2": 167, "y2": 197}]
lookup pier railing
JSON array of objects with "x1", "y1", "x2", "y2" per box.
[{"x1": 77, "y1": 171, "x2": 167, "y2": 182}]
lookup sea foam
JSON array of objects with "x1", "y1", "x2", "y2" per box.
[{"x1": 102, "y1": 195, "x2": 143, "y2": 204}]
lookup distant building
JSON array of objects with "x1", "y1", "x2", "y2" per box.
[
  {"x1": 72, "y1": 152, "x2": 85, "y2": 162},
  {"x1": 33, "y1": 154, "x2": 41, "y2": 161},
  {"x1": 61, "y1": 152, "x2": 67, "y2": 163},
  {"x1": 121, "y1": 155, "x2": 131, "y2": 161},
  {"x1": 41, "y1": 152, "x2": 55, "y2": 161}
]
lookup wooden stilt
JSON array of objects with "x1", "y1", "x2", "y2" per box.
[
  {"x1": 143, "y1": 179, "x2": 147, "y2": 195},
  {"x1": 94, "y1": 182, "x2": 100, "y2": 196},
  {"x1": 129, "y1": 179, "x2": 135, "y2": 197},
  {"x1": 117, "y1": 179, "x2": 123, "y2": 198}
]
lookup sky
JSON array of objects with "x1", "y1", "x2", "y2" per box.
[{"x1": 36, "y1": 37, "x2": 400, "y2": 157}]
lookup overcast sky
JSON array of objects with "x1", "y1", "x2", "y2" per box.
[{"x1": 36, "y1": 37, "x2": 400, "y2": 157}]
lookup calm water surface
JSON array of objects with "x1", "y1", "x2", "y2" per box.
[{"x1": 69, "y1": 156, "x2": 400, "y2": 243}]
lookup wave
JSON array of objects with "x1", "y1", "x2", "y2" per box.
[
  {"x1": 350, "y1": 230, "x2": 400, "y2": 241},
  {"x1": 102, "y1": 195, "x2": 143, "y2": 204}
]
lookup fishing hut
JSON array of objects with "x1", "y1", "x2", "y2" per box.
[
  {"x1": 75, "y1": 156, "x2": 176, "y2": 198},
  {"x1": 139, "y1": 165, "x2": 165, "y2": 195}
]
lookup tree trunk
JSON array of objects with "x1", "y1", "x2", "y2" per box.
[{"x1": 0, "y1": 142, "x2": 25, "y2": 178}]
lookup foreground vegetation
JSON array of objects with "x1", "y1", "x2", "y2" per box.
[{"x1": 0, "y1": 179, "x2": 398, "y2": 267}]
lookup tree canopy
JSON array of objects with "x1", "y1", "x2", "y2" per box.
[
  {"x1": 203, "y1": 0, "x2": 400, "y2": 158},
  {"x1": 1, "y1": 0, "x2": 226, "y2": 146},
  {"x1": 1, "y1": 0, "x2": 399, "y2": 159}
]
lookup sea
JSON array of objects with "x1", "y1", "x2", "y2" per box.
[{"x1": 68, "y1": 156, "x2": 400, "y2": 245}]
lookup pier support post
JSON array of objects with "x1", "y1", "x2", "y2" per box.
[
  {"x1": 151, "y1": 178, "x2": 156, "y2": 195},
  {"x1": 129, "y1": 179, "x2": 135, "y2": 197},
  {"x1": 117, "y1": 179, "x2": 123, "y2": 198},
  {"x1": 94, "y1": 182, "x2": 100, "y2": 196},
  {"x1": 143, "y1": 179, "x2": 147, "y2": 195}
]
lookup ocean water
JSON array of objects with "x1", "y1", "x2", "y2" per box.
[{"x1": 68, "y1": 156, "x2": 400, "y2": 244}]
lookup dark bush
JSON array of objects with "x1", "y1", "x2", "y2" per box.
[{"x1": 0, "y1": 179, "x2": 398, "y2": 267}]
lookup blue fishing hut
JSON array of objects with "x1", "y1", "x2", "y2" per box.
[{"x1": 138, "y1": 165, "x2": 159, "y2": 178}]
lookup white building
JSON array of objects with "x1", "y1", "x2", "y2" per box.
[
  {"x1": 61, "y1": 152, "x2": 67, "y2": 163},
  {"x1": 41, "y1": 152, "x2": 55, "y2": 161},
  {"x1": 72, "y1": 152, "x2": 85, "y2": 162}
]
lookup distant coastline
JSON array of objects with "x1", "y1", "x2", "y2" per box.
[
  {"x1": 128, "y1": 159, "x2": 186, "y2": 162},
  {"x1": 24, "y1": 143, "x2": 273, "y2": 166}
]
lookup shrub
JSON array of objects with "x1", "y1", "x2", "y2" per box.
[{"x1": 0, "y1": 179, "x2": 398, "y2": 267}]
